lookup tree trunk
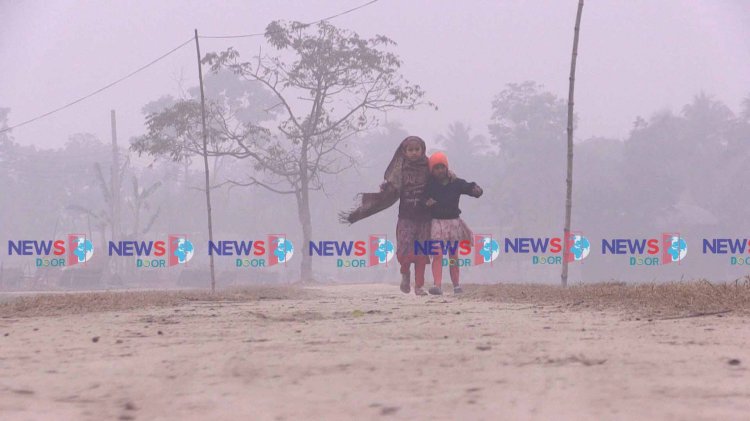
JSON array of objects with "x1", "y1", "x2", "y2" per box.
[
  {"x1": 561, "y1": 0, "x2": 584, "y2": 287},
  {"x1": 298, "y1": 138, "x2": 313, "y2": 282},
  {"x1": 134, "y1": 202, "x2": 141, "y2": 239},
  {"x1": 296, "y1": 187, "x2": 313, "y2": 282}
]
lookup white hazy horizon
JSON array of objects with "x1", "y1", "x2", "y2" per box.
[{"x1": 2, "y1": 0, "x2": 749, "y2": 150}]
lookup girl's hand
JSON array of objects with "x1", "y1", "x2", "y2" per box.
[
  {"x1": 472, "y1": 185, "x2": 483, "y2": 197},
  {"x1": 425, "y1": 198, "x2": 437, "y2": 207}
]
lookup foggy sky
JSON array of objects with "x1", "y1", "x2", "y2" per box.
[{"x1": 2, "y1": 0, "x2": 749, "y2": 150}]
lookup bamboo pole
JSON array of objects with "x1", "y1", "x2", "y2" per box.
[
  {"x1": 194, "y1": 29, "x2": 217, "y2": 293},
  {"x1": 561, "y1": 0, "x2": 584, "y2": 287}
]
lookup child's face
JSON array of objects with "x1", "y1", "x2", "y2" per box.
[
  {"x1": 432, "y1": 163, "x2": 448, "y2": 180},
  {"x1": 404, "y1": 141, "x2": 423, "y2": 161}
]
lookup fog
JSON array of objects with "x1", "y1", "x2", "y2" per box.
[{"x1": 2, "y1": 0, "x2": 750, "y2": 288}]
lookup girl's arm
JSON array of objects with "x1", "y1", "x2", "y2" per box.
[
  {"x1": 461, "y1": 180, "x2": 483, "y2": 198},
  {"x1": 423, "y1": 179, "x2": 437, "y2": 207}
]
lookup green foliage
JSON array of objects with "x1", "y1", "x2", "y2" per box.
[
  {"x1": 203, "y1": 20, "x2": 431, "y2": 148},
  {"x1": 488, "y1": 82, "x2": 569, "y2": 233},
  {"x1": 131, "y1": 71, "x2": 275, "y2": 163}
]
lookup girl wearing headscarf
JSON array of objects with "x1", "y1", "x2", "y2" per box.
[
  {"x1": 340, "y1": 136, "x2": 432, "y2": 295},
  {"x1": 424, "y1": 151, "x2": 483, "y2": 295}
]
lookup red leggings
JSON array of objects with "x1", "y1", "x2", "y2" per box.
[
  {"x1": 397, "y1": 253, "x2": 428, "y2": 289},
  {"x1": 432, "y1": 254, "x2": 460, "y2": 288}
]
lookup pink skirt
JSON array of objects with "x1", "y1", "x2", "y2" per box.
[{"x1": 431, "y1": 218, "x2": 473, "y2": 243}]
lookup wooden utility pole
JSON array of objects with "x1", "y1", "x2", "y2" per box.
[
  {"x1": 561, "y1": 0, "x2": 584, "y2": 287},
  {"x1": 194, "y1": 29, "x2": 217, "y2": 293},
  {"x1": 111, "y1": 110, "x2": 121, "y2": 278}
]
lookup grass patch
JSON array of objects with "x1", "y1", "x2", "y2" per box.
[
  {"x1": 464, "y1": 280, "x2": 750, "y2": 317},
  {"x1": 0, "y1": 286, "x2": 314, "y2": 318}
]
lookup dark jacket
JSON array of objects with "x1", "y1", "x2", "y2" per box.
[
  {"x1": 425, "y1": 177, "x2": 482, "y2": 219},
  {"x1": 396, "y1": 177, "x2": 430, "y2": 220}
]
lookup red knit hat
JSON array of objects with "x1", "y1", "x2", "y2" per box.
[{"x1": 429, "y1": 151, "x2": 448, "y2": 171}]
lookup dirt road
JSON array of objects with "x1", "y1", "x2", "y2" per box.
[{"x1": 1, "y1": 283, "x2": 748, "y2": 420}]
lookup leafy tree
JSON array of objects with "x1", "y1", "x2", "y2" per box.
[
  {"x1": 488, "y1": 82, "x2": 568, "y2": 234},
  {"x1": 132, "y1": 70, "x2": 277, "y2": 163},
  {"x1": 202, "y1": 20, "x2": 431, "y2": 280},
  {"x1": 436, "y1": 121, "x2": 492, "y2": 167},
  {"x1": 622, "y1": 93, "x2": 734, "y2": 231}
]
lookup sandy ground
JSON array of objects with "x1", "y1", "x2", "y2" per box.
[{"x1": 1, "y1": 283, "x2": 749, "y2": 421}]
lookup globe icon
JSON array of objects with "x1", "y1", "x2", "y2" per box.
[
  {"x1": 667, "y1": 236, "x2": 688, "y2": 262},
  {"x1": 569, "y1": 235, "x2": 590, "y2": 261},
  {"x1": 374, "y1": 239, "x2": 394, "y2": 264},
  {"x1": 479, "y1": 237, "x2": 500, "y2": 263},
  {"x1": 274, "y1": 238, "x2": 294, "y2": 263},
  {"x1": 73, "y1": 236, "x2": 94, "y2": 263},
  {"x1": 174, "y1": 238, "x2": 194, "y2": 264}
]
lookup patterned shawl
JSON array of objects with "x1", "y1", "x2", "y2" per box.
[{"x1": 339, "y1": 136, "x2": 429, "y2": 224}]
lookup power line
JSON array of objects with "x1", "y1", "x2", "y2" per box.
[
  {"x1": 199, "y1": 0, "x2": 380, "y2": 39},
  {"x1": 0, "y1": 38, "x2": 194, "y2": 135},
  {"x1": 0, "y1": 0, "x2": 382, "y2": 135}
]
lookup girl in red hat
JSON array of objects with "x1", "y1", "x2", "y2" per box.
[
  {"x1": 340, "y1": 136, "x2": 433, "y2": 295},
  {"x1": 425, "y1": 151, "x2": 483, "y2": 295}
]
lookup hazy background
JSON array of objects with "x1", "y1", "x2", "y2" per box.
[
  {"x1": 2, "y1": 0, "x2": 750, "y2": 288},
  {"x1": 3, "y1": 0, "x2": 750, "y2": 146}
]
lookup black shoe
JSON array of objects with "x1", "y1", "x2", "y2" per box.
[
  {"x1": 453, "y1": 286, "x2": 463, "y2": 294},
  {"x1": 428, "y1": 286, "x2": 443, "y2": 295}
]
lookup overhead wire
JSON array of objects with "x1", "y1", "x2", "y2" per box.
[{"x1": 0, "y1": 0, "x2": 382, "y2": 135}]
